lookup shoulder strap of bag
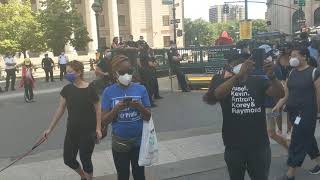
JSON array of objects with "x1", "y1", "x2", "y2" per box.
[{"x1": 312, "y1": 68, "x2": 316, "y2": 82}]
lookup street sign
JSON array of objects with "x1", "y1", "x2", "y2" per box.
[
  {"x1": 170, "y1": 19, "x2": 181, "y2": 24},
  {"x1": 162, "y1": 0, "x2": 173, "y2": 5},
  {"x1": 239, "y1": 20, "x2": 252, "y2": 40}
]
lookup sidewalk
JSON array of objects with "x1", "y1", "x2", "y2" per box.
[{"x1": 0, "y1": 129, "x2": 319, "y2": 180}]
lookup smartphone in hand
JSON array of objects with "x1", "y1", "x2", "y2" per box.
[
  {"x1": 123, "y1": 97, "x2": 133, "y2": 106},
  {"x1": 252, "y1": 48, "x2": 266, "y2": 74}
]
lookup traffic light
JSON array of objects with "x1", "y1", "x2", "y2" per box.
[{"x1": 223, "y1": 4, "x2": 229, "y2": 14}]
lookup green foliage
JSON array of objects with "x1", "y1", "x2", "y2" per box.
[
  {"x1": 40, "y1": 0, "x2": 91, "y2": 55},
  {"x1": 0, "y1": 0, "x2": 46, "y2": 55},
  {"x1": 184, "y1": 18, "x2": 268, "y2": 47}
]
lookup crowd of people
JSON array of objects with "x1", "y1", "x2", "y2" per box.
[
  {"x1": 204, "y1": 35, "x2": 320, "y2": 180},
  {"x1": 2, "y1": 33, "x2": 320, "y2": 180}
]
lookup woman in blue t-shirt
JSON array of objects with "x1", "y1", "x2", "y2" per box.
[{"x1": 101, "y1": 55, "x2": 151, "y2": 180}]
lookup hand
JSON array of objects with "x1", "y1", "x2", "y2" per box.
[
  {"x1": 272, "y1": 105, "x2": 282, "y2": 113},
  {"x1": 263, "y1": 61, "x2": 274, "y2": 78},
  {"x1": 114, "y1": 101, "x2": 127, "y2": 112},
  {"x1": 96, "y1": 129, "x2": 102, "y2": 141},
  {"x1": 43, "y1": 128, "x2": 52, "y2": 140},
  {"x1": 128, "y1": 100, "x2": 143, "y2": 109},
  {"x1": 235, "y1": 60, "x2": 255, "y2": 79}
]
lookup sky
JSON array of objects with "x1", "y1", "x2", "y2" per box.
[{"x1": 184, "y1": 0, "x2": 267, "y2": 21}]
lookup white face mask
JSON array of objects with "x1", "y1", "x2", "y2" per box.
[
  {"x1": 289, "y1": 57, "x2": 300, "y2": 67},
  {"x1": 118, "y1": 73, "x2": 133, "y2": 86},
  {"x1": 105, "y1": 52, "x2": 112, "y2": 59},
  {"x1": 233, "y1": 64, "x2": 242, "y2": 74}
]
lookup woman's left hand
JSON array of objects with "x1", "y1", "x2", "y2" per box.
[{"x1": 96, "y1": 129, "x2": 102, "y2": 140}]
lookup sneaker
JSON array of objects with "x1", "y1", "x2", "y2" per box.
[
  {"x1": 276, "y1": 175, "x2": 295, "y2": 180},
  {"x1": 309, "y1": 165, "x2": 320, "y2": 175}
]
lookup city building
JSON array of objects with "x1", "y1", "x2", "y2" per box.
[
  {"x1": 209, "y1": 4, "x2": 245, "y2": 23},
  {"x1": 266, "y1": 0, "x2": 320, "y2": 34},
  {"x1": 29, "y1": 0, "x2": 185, "y2": 54}
]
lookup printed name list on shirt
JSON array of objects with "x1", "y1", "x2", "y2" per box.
[{"x1": 231, "y1": 86, "x2": 261, "y2": 115}]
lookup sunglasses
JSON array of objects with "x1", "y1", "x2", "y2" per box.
[{"x1": 118, "y1": 69, "x2": 134, "y2": 75}]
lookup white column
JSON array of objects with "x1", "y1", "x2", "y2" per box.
[
  {"x1": 85, "y1": 0, "x2": 98, "y2": 54},
  {"x1": 108, "y1": 0, "x2": 119, "y2": 42}
]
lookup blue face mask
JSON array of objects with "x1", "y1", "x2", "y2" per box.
[{"x1": 65, "y1": 73, "x2": 77, "y2": 83}]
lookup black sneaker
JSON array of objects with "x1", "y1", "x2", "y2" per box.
[
  {"x1": 309, "y1": 165, "x2": 320, "y2": 175},
  {"x1": 154, "y1": 96, "x2": 163, "y2": 100},
  {"x1": 276, "y1": 175, "x2": 295, "y2": 180}
]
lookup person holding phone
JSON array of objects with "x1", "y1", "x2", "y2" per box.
[
  {"x1": 203, "y1": 50, "x2": 284, "y2": 180},
  {"x1": 101, "y1": 55, "x2": 151, "y2": 180},
  {"x1": 42, "y1": 60, "x2": 102, "y2": 180}
]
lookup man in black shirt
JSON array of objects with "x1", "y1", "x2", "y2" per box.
[
  {"x1": 203, "y1": 52, "x2": 284, "y2": 180},
  {"x1": 167, "y1": 41, "x2": 189, "y2": 92},
  {"x1": 42, "y1": 54, "x2": 55, "y2": 82}
]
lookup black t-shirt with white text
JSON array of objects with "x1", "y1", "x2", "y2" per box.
[{"x1": 209, "y1": 75, "x2": 270, "y2": 148}]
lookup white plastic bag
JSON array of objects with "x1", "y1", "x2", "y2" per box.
[{"x1": 138, "y1": 116, "x2": 159, "y2": 166}]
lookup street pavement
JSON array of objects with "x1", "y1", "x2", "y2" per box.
[{"x1": 0, "y1": 73, "x2": 320, "y2": 179}]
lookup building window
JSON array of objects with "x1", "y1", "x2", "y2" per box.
[
  {"x1": 74, "y1": 0, "x2": 81, "y2": 4},
  {"x1": 162, "y1": 15, "x2": 170, "y2": 26},
  {"x1": 99, "y1": 15, "x2": 105, "y2": 27},
  {"x1": 163, "y1": 36, "x2": 171, "y2": 47},
  {"x1": 118, "y1": 15, "x2": 126, "y2": 26},
  {"x1": 99, "y1": 37, "x2": 107, "y2": 48},
  {"x1": 118, "y1": 0, "x2": 125, "y2": 4}
]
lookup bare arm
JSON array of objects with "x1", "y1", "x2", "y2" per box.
[
  {"x1": 129, "y1": 101, "x2": 151, "y2": 121},
  {"x1": 101, "y1": 102, "x2": 126, "y2": 125},
  {"x1": 273, "y1": 81, "x2": 288, "y2": 112},
  {"x1": 95, "y1": 66, "x2": 106, "y2": 77},
  {"x1": 45, "y1": 96, "x2": 67, "y2": 135},
  {"x1": 213, "y1": 75, "x2": 239, "y2": 100},
  {"x1": 94, "y1": 101, "x2": 102, "y2": 131},
  {"x1": 314, "y1": 79, "x2": 320, "y2": 113},
  {"x1": 266, "y1": 78, "x2": 285, "y2": 99}
]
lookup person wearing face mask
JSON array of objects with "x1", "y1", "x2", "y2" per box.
[
  {"x1": 274, "y1": 46, "x2": 320, "y2": 180},
  {"x1": 257, "y1": 45, "x2": 289, "y2": 150},
  {"x1": 101, "y1": 55, "x2": 151, "y2": 180},
  {"x1": 203, "y1": 50, "x2": 284, "y2": 180},
  {"x1": 42, "y1": 60, "x2": 102, "y2": 180},
  {"x1": 167, "y1": 41, "x2": 189, "y2": 92},
  {"x1": 20, "y1": 58, "x2": 35, "y2": 103}
]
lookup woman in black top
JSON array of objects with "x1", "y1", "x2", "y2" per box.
[
  {"x1": 42, "y1": 60, "x2": 102, "y2": 180},
  {"x1": 273, "y1": 46, "x2": 320, "y2": 180}
]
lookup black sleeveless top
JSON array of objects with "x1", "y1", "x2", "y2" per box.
[{"x1": 287, "y1": 67, "x2": 320, "y2": 108}]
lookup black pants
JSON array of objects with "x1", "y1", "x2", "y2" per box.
[
  {"x1": 63, "y1": 133, "x2": 95, "y2": 174},
  {"x1": 224, "y1": 146, "x2": 271, "y2": 180},
  {"x1": 60, "y1": 64, "x2": 67, "y2": 81},
  {"x1": 112, "y1": 147, "x2": 145, "y2": 180},
  {"x1": 24, "y1": 82, "x2": 34, "y2": 100},
  {"x1": 44, "y1": 68, "x2": 54, "y2": 82},
  {"x1": 5, "y1": 69, "x2": 16, "y2": 90},
  {"x1": 140, "y1": 67, "x2": 154, "y2": 104},
  {"x1": 151, "y1": 72, "x2": 160, "y2": 98},
  {"x1": 173, "y1": 68, "x2": 188, "y2": 91},
  {"x1": 287, "y1": 107, "x2": 320, "y2": 167}
]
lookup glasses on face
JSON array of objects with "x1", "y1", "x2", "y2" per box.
[{"x1": 118, "y1": 68, "x2": 134, "y2": 75}]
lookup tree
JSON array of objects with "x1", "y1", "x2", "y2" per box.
[
  {"x1": 184, "y1": 18, "x2": 216, "y2": 47},
  {"x1": 0, "y1": 0, "x2": 46, "y2": 56},
  {"x1": 40, "y1": 0, "x2": 91, "y2": 55},
  {"x1": 252, "y1": 19, "x2": 268, "y2": 35}
]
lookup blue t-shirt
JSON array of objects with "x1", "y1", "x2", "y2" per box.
[{"x1": 101, "y1": 83, "x2": 151, "y2": 140}]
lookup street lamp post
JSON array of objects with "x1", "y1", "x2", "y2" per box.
[
  {"x1": 91, "y1": 0, "x2": 103, "y2": 52},
  {"x1": 172, "y1": 0, "x2": 177, "y2": 44}
]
